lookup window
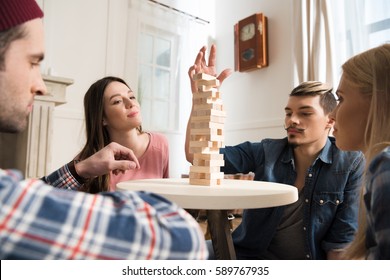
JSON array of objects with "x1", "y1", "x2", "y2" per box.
[
  {"x1": 126, "y1": 0, "x2": 209, "y2": 135},
  {"x1": 330, "y1": 0, "x2": 390, "y2": 84},
  {"x1": 137, "y1": 27, "x2": 179, "y2": 131},
  {"x1": 365, "y1": 2, "x2": 390, "y2": 46}
]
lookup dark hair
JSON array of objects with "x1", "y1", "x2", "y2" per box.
[
  {"x1": 78, "y1": 76, "x2": 142, "y2": 193},
  {"x1": 0, "y1": 25, "x2": 26, "y2": 70},
  {"x1": 290, "y1": 81, "x2": 337, "y2": 114}
]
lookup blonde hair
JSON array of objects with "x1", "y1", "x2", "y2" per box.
[{"x1": 342, "y1": 44, "x2": 390, "y2": 259}]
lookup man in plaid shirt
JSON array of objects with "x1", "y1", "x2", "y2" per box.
[{"x1": 0, "y1": 0, "x2": 207, "y2": 260}]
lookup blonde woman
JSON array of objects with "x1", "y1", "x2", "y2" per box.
[{"x1": 331, "y1": 43, "x2": 390, "y2": 259}]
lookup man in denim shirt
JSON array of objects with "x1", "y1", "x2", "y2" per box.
[{"x1": 185, "y1": 45, "x2": 365, "y2": 259}]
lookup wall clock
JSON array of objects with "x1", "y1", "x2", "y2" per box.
[{"x1": 234, "y1": 13, "x2": 268, "y2": 72}]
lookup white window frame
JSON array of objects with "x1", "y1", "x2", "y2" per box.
[{"x1": 137, "y1": 26, "x2": 180, "y2": 132}]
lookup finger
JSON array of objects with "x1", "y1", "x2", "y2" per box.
[
  {"x1": 192, "y1": 83, "x2": 198, "y2": 93},
  {"x1": 194, "y1": 46, "x2": 206, "y2": 67},
  {"x1": 126, "y1": 161, "x2": 138, "y2": 170},
  {"x1": 115, "y1": 148, "x2": 140, "y2": 169},
  {"x1": 126, "y1": 152, "x2": 140, "y2": 169},
  {"x1": 188, "y1": 65, "x2": 199, "y2": 93},
  {"x1": 113, "y1": 161, "x2": 138, "y2": 173},
  {"x1": 217, "y1": 68, "x2": 233, "y2": 84},
  {"x1": 188, "y1": 65, "x2": 196, "y2": 79},
  {"x1": 200, "y1": 47, "x2": 207, "y2": 67},
  {"x1": 208, "y1": 44, "x2": 216, "y2": 67}
]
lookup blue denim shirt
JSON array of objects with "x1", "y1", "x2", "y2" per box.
[
  {"x1": 221, "y1": 137, "x2": 365, "y2": 259},
  {"x1": 365, "y1": 147, "x2": 390, "y2": 259}
]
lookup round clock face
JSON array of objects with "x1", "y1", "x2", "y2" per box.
[{"x1": 240, "y1": 23, "x2": 255, "y2": 41}]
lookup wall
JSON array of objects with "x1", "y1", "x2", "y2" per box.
[
  {"x1": 39, "y1": 0, "x2": 294, "y2": 178},
  {"x1": 40, "y1": 0, "x2": 111, "y2": 172},
  {"x1": 214, "y1": 0, "x2": 294, "y2": 146}
]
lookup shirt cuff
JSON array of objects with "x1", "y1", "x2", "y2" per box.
[
  {"x1": 43, "y1": 163, "x2": 83, "y2": 190},
  {"x1": 67, "y1": 160, "x2": 87, "y2": 184}
]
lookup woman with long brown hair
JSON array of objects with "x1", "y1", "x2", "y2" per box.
[{"x1": 77, "y1": 76, "x2": 169, "y2": 193}]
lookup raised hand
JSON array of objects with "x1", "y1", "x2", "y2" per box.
[{"x1": 188, "y1": 44, "x2": 233, "y2": 93}]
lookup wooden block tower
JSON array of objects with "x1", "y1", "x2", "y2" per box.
[{"x1": 189, "y1": 73, "x2": 226, "y2": 186}]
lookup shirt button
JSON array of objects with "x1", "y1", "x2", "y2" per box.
[
  {"x1": 319, "y1": 199, "x2": 324, "y2": 204},
  {"x1": 336, "y1": 200, "x2": 340, "y2": 204},
  {"x1": 308, "y1": 173, "x2": 313, "y2": 177},
  {"x1": 305, "y1": 198, "x2": 309, "y2": 203},
  {"x1": 306, "y1": 254, "x2": 310, "y2": 259},
  {"x1": 303, "y1": 227, "x2": 307, "y2": 231}
]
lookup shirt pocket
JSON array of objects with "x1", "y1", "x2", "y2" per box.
[
  {"x1": 313, "y1": 192, "x2": 344, "y2": 224},
  {"x1": 313, "y1": 192, "x2": 344, "y2": 206}
]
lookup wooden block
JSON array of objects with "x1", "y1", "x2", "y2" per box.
[
  {"x1": 189, "y1": 140, "x2": 214, "y2": 148},
  {"x1": 193, "y1": 158, "x2": 225, "y2": 167},
  {"x1": 193, "y1": 103, "x2": 223, "y2": 111},
  {"x1": 197, "y1": 79, "x2": 219, "y2": 87},
  {"x1": 189, "y1": 172, "x2": 224, "y2": 180},
  {"x1": 189, "y1": 140, "x2": 223, "y2": 150},
  {"x1": 192, "y1": 109, "x2": 226, "y2": 117},
  {"x1": 190, "y1": 127, "x2": 217, "y2": 135},
  {"x1": 193, "y1": 73, "x2": 216, "y2": 81},
  {"x1": 193, "y1": 89, "x2": 219, "y2": 98},
  {"x1": 190, "y1": 135, "x2": 224, "y2": 144},
  {"x1": 190, "y1": 135, "x2": 207, "y2": 142},
  {"x1": 190, "y1": 134, "x2": 224, "y2": 143},
  {"x1": 190, "y1": 132, "x2": 222, "y2": 139},
  {"x1": 193, "y1": 97, "x2": 223, "y2": 105},
  {"x1": 191, "y1": 121, "x2": 225, "y2": 130},
  {"x1": 198, "y1": 83, "x2": 220, "y2": 92},
  {"x1": 190, "y1": 132, "x2": 224, "y2": 143},
  {"x1": 194, "y1": 153, "x2": 224, "y2": 161},
  {"x1": 190, "y1": 165, "x2": 220, "y2": 173},
  {"x1": 189, "y1": 178, "x2": 222, "y2": 186},
  {"x1": 189, "y1": 146, "x2": 221, "y2": 154},
  {"x1": 190, "y1": 127, "x2": 223, "y2": 136},
  {"x1": 191, "y1": 115, "x2": 226, "y2": 124}
]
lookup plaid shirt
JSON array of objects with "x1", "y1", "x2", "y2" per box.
[
  {"x1": 365, "y1": 147, "x2": 390, "y2": 259},
  {"x1": 0, "y1": 165, "x2": 207, "y2": 259}
]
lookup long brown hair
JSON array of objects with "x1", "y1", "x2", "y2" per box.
[
  {"x1": 342, "y1": 44, "x2": 390, "y2": 259},
  {"x1": 78, "y1": 76, "x2": 142, "y2": 193}
]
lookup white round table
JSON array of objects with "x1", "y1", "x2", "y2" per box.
[
  {"x1": 117, "y1": 178, "x2": 298, "y2": 260},
  {"x1": 117, "y1": 178, "x2": 298, "y2": 210}
]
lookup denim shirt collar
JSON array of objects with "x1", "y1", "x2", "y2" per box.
[{"x1": 280, "y1": 137, "x2": 333, "y2": 167}]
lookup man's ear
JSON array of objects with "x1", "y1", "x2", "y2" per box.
[{"x1": 326, "y1": 115, "x2": 335, "y2": 129}]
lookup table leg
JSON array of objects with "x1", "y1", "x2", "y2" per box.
[{"x1": 206, "y1": 209, "x2": 237, "y2": 260}]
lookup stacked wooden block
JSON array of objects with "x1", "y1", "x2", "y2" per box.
[{"x1": 189, "y1": 73, "x2": 226, "y2": 186}]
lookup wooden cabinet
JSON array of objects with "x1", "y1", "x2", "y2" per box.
[{"x1": 0, "y1": 75, "x2": 73, "y2": 178}]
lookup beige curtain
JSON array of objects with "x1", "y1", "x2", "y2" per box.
[{"x1": 293, "y1": 0, "x2": 335, "y2": 85}]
